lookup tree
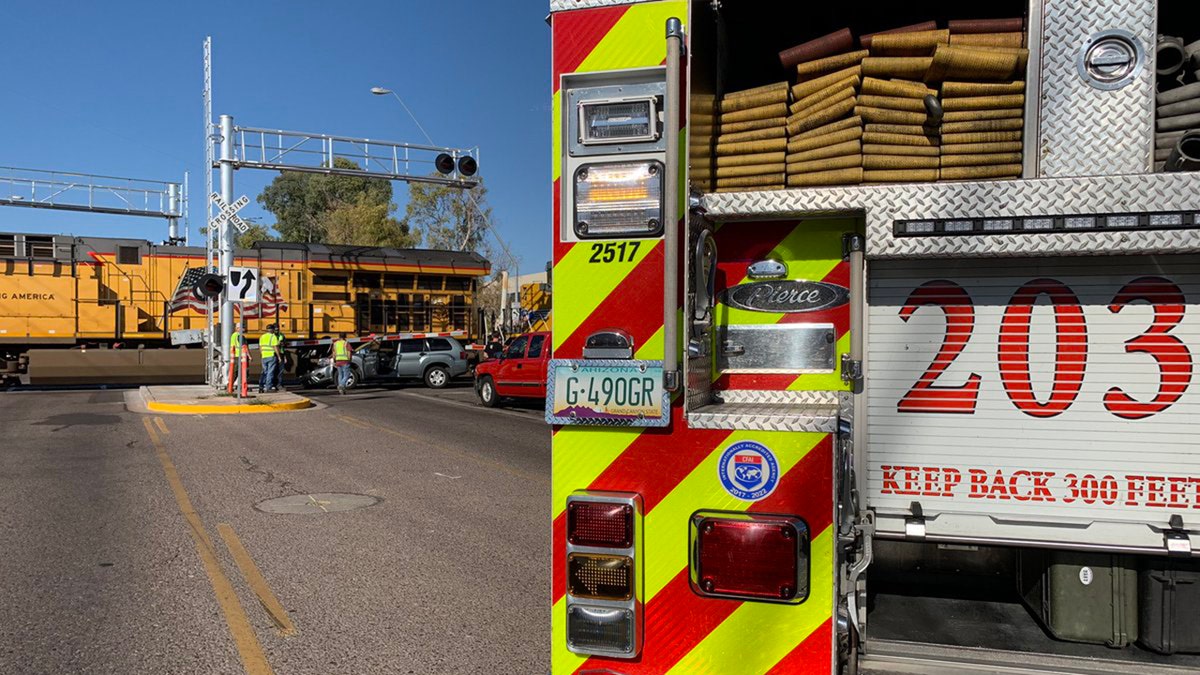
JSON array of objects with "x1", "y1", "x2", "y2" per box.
[
  {"x1": 235, "y1": 223, "x2": 278, "y2": 249},
  {"x1": 257, "y1": 157, "x2": 415, "y2": 247},
  {"x1": 322, "y1": 193, "x2": 418, "y2": 248},
  {"x1": 400, "y1": 178, "x2": 491, "y2": 252}
]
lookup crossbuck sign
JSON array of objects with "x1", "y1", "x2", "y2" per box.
[{"x1": 210, "y1": 192, "x2": 251, "y2": 234}]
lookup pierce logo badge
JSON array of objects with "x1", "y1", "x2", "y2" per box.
[
  {"x1": 723, "y1": 280, "x2": 849, "y2": 314},
  {"x1": 718, "y1": 441, "x2": 780, "y2": 501}
]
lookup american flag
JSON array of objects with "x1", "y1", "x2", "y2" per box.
[
  {"x1": 169, "y1": 267, "x2": 289, "y2": 318},
  {"x1": 169, "y1": 267, "x2": 210, "y2": 313}
]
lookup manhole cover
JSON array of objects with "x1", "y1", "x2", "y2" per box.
[{"x1": 255, "y1": 493, "x2": 381, "y2": 514}]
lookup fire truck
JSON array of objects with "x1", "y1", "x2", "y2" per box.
[{"x1": 548, "y1": 1, "x2": 1200, "y2": 673}]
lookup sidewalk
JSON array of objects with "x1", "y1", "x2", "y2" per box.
[{"x1": 136, "y1": 385, "x2": 315, "y2": 415}]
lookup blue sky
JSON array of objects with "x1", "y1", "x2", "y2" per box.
[{"x1": 0, "y1": 0, "x2": 551, "y2": 273}]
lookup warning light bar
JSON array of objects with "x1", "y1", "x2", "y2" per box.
[
  {"x1": 894, "y1": 211, "x2": 1198, "y2": 237},
  {"x1": 283, "y1": 330, "x2": 466, "y2": 349}
]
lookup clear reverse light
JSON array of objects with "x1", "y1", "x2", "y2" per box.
[
  {"x1": 579, "y1": 98, "x2": 657, "y2": 145},
  {"x1": 567, "y1": 605, "x2": 635, "y2": 656}
]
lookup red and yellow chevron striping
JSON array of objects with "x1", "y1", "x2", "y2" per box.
[
  {"x1": 712, "y1": 219, "x2": 855, "y2": 393},
  {"x1": 552, "y1": 430, "x2": 834, "y2": 673},
  {"x1": 551, "y1": 3, "x2": 837, "y2": 673}
]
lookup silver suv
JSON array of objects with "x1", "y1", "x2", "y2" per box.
[{"x1": 305, "y1": 336, "x2": 469, "y2": 389}]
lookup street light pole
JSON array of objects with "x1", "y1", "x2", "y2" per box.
[
  {"x1": 369, "y1": 85, "x2": 504, "y2": 261},
  {"x1": 370, "y1": 87, "x2": 436, "y2": 146}
]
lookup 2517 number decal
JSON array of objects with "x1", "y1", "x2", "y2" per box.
[
  {"x1": 898, "y1": 276, "x2": 1194, "y2": 419},
  {"x1": 588, "y1": 241, "x2": 641, "y2": 263}
]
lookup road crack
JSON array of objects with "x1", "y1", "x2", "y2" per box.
[{"x1": 239, "y1": 455, "x2": 305, "y2": 496}]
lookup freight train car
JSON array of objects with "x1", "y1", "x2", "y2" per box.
[{"x1": 0, "y1": 231, "x2": 489, "y2": 381}]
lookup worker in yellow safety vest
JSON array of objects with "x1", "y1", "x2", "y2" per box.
[
  {"x1": 331, "y1": 332, "x2": 352, "y2": 395},
  {"x1": 258, "y1": 323, "x2": 283, "y2": 393},
  {"x1": 227, "y1": 321, "x2": 250, "y2": 393}
]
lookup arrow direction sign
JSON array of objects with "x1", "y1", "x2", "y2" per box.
[
  {"x1": 210, "y1": 192, "x2": 252, "y2": 234},
  {"x1": 228, "y1": 266, "x2": 259, "y2": 303}
]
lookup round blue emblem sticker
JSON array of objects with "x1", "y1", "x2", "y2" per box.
[{"x1": 718, "y1": 440, "x2": 780, "y2": 501}]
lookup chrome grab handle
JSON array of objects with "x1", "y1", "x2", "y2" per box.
[
  {"x1": 693, "y1": 228, "x2": 716, "y2": 322},
  {"x1": 662, "y1": 16, "x2": 684, "y2": 392}
]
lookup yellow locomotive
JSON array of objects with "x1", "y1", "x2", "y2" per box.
[{"x1": 0, "y1": 231, "x2": 489, "y2": 378}]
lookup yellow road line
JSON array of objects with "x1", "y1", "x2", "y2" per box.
[
  {"x1": 141, "y1": 418, "x2": 274, "y2": 675},
  {"x1": 217, "y1": 523, "x2": 297, "y2": 637},
  {"x1": 334, "y1": 414, "x2": 371, "y2": 429},
  {"x1": 332, "y1": 413, "x2": 548, "y2": 484},
  {"x1": 154, "y1": 416, "x2": 170, "y2": 435}
]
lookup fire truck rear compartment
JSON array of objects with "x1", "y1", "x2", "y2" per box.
[
  {"x1": 690, "y1": 1, "x2": 1033, "y2": 192},
  {"x1": 700, "y1": 1, "x2": 1028, "y2": 95},
  {"x1": 864, "y1": 540, "x2": 1200, "y2": 672}
]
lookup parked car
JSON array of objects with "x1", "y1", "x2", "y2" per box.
[
  {"x1": 474, "y1": 331, "x2": 551, "y2": 407},
  {"x1": 305, "y1": 336, "x2": 469, "y2": 389}
]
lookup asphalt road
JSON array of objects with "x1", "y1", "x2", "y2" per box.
[{"x1": 0, "y1": 381, "x2": 550, "y2": 674}]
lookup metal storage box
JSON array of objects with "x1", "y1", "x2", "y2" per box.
[
  {"x1": 1017, "y1": 550, "x2": 1138, "y2": 647},
  {"x1": 1139, "y1": 560, "x2": 1200, "y2": 654}
]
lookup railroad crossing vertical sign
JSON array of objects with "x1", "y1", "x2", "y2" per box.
[
  {"x1": 228, "y1": 267, "x2": 259, "y2": 303},
  {"x1": 210, "y1": 192, "x2": 251, "y2": 233}
]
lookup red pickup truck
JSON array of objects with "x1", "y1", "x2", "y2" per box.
[{"x1": 473, "y1": 331, "x2": 550, "y2": 407}]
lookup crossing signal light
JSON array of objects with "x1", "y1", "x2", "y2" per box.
[
  {"x1": 193, "y1": 273, "x2": 225, "y2": 300},
  {"x1": 435, "y1": 153, "x2": 456, "y2": 174},
  {"x1": 457, "y1": 155, "x2": 477, "y2": 177}
]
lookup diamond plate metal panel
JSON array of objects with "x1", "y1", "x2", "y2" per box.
[
  {"x1": 716, "y1": 390, "x2": 841, "y2": 406},
  {"x1": 1039, "y1": 0, "x2": 1155, "y2": 176},
  {"x1": 685, "y1": 352, "x2": 713, "y2": 410},
  {"x1": 702, "y1": 172, "x2": 1200, "y2": 259},
  {"x1": 550, "y1": 0, "x2": 652, "y2": 11},
  {"x1": 687, "y1": 402, "x2": 838, "y2": 433}
]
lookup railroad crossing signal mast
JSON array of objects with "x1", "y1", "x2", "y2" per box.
[
  {"x1": 0, "y1": 166, "x2": 188, "y2": 243},
  {"x1": 202, "y1": 37, "x2": 481, "y2": 388}
]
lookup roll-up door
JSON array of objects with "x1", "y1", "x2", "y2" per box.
[{"x1": 866, "y1": 255, "x2": 1200, "y2": 552}]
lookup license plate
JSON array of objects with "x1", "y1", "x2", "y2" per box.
[{"x1": 546, "y1": 359, "x2": 668, "y2": 426}]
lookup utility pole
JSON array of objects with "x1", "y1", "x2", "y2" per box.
[
  {"x1": 203, "y1": 36, "x2": 217, "y2": 386},
  {"x1": 218, "y1": 114, "x2": 235, "y2": 372}
]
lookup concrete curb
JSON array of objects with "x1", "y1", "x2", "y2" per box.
[
  {"x1": 138, "y1": 385, "x2": 316, "y2": 415},
  {"x1": 145, "y1": 398, "x2": 315, "y2": 415}
]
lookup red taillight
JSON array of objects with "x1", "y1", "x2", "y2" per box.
[
  {"x1": 691, "y1": 513, "x2": 808, "y2": 603},
  {"x1": 568, "y1": 501, "x2": 633, "y2": 548},
  {"x1": 460, "y1": 350, "x2": 467, "y2": 360},
  {"x1": 565, "y1": 493, "x2": 643, "y2": 659}
]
